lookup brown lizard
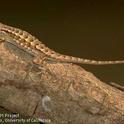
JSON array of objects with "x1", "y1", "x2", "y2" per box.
[{"x1": 0, "y1": 22, "x2": 124, "y2": 65}]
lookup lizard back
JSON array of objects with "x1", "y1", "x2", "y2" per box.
[{"x1": 0, "y1": 22, "x2": 124, "y2": 65}]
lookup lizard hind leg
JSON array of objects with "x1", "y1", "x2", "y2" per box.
[
  {"x1": 32, "y1": 54, "x2": 49, "y2": 75},
  {"x1": 33, "y1": 54, "x2": 47, "y2": 65},
  {"x1": 33, "y1": 54, "x2": 55, "y2": 76}
]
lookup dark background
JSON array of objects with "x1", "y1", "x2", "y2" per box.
[{"x1": 0, "y1": 0, "x2": 124, "y2": 86}]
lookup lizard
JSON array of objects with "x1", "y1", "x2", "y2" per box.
[{"x1": 0, "y1": 22, "x2": 124, "y2": 65}]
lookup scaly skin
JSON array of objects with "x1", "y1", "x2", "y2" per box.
[{"x1": 0, "y1": 22, "x2": 124, "y2": 65}]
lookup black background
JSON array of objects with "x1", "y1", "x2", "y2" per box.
[{"x1": 0, "y1": 0, "x2": 124, "y2": 85}]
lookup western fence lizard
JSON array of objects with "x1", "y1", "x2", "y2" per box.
[{"x1": 0, "y1": 22, "x2": 124, "y2": 65}]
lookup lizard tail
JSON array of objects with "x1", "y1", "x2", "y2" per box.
[{"x1": 50, "y1": 53, "x2": 124, "y2": 65}]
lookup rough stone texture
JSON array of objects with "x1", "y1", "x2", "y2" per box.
[{"x1": 0, "y1": 42, "x2": 124, "y2": 124}]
